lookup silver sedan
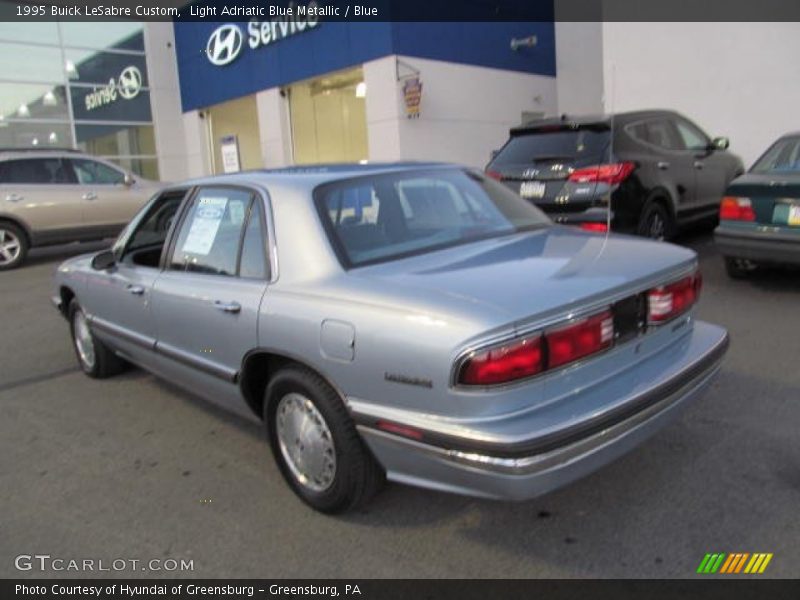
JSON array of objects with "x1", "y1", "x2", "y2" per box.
[{"x1": 53, "y1": 164, "x2": 728, "y2": 513}]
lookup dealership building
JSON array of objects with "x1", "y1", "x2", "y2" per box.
[{"x1": 1, "y1": 19, "x2": 798, "y2": 181}]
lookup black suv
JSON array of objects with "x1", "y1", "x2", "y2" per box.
[{"x1": 486, "y1": 110, "x2": 744, "y2": 239}]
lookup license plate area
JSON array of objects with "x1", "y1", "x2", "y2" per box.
[
  {"x1": 612, "y1": 293, "x2": 647, "y2": 343},
  {"x1": 519, "y1": 181, "x2": 546, "y2": 199},
  {"x1": 772, "y1": 202, "x2": 800, "y2": 226}
]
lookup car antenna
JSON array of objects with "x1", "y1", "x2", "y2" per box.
[{"x1": 605, "y1": 63, "x2": 617, "y2": 235}]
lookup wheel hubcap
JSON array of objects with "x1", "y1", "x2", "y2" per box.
[
  {"x1": 276, "y1": 393, "x2": 336, "y2": 492},
  {"x1": 0, "y1": 228, "x2": 21, "y2": 265},
  {"x1": 73, "y1": 310, "x2": 96, "y2": 369}
]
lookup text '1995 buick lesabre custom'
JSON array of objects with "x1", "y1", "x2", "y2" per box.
[{"x1": 53, "y1": 163, "x2": 728, "y2": 513}]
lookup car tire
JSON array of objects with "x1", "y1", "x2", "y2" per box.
[
  {"x1": 637, "y1": 201, "x2": 673, "y2": 241},
  {"x1": 0, "y1": 221, "x2": 28, "y2": 270},
  {"x1": 68, "y1": 299, "x2": 127, "y2": 378},
  {"x1": 724, "y1": 256, "x2": 756, "y2": 280},
  {"x1": 265, "y1": 365, "x2": 385, "y2": 513}
]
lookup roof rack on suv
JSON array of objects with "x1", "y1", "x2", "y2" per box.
[{"x1": 0, "y1": 147, "x2": 81, "y2": 153}]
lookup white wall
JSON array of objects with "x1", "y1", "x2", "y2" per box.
[
  {"x1": 600, "y1": 22, "x2": 800, "y2": 167},
  {"x1": 143, "y1": 23, "x2": 190, "y2": 181},
  {"x1": 554, "y1": 22, "x2": 605, "y2": 115},
  {"x1": 364, "y1": 55, "x2": 557, "y2": 169}
]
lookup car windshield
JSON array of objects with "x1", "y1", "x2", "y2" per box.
[
  {"x1": 751, "y1": 136, "x2": 800, "y2": 174},
  {"x1": 315, "y1": 168, "x2": 551, "y2": 268},
  {"x1": 490, "y1": 126, "x2": 610, "y2": 169}
]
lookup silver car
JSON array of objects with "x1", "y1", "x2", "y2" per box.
[
  {"x1": 53, "y1": 164, "x2": 729, "y2": 513},
  {"x1": 0, "y1": 149, "x2": 161, "y2": 270}
]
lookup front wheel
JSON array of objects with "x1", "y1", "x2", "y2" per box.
[
  {"x1": 265, "y1": 366, "x2": 385, "y2": 513},
  {"x1": 68, "y1": 300, "x2": 127, "y2": 378},
  {"x1": 637, "y1": 202, "x2": 673, "y2": 241}
]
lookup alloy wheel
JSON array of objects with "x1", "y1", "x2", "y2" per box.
[
  {"x1": 73, "y1": 310, "x2": 96, "y2": 370},
  {"x1": 0, "y1": 228, "x2": 21, "y2": 266}
]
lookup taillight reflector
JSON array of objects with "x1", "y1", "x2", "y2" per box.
[
  {"x1": 568, "y1": 162, "x2": 635, "y2": 185},
  {"x1": 648, "y1": 272, "x2": 702, "y2": 323},
  {"x1": 547, "y1": 311, "x2": 614, "y2": 369},
  {"x1": 720, "y1": 196, "x2": 755, "y2": 221},
  {"x1": 579, "y1": 222, "x2": 609, "y2": 233},
  {"x1": 459, "y1": 336, "x2": 543, "y2": 386},
  {"x1": 485, "y1": 170, "x2": 503, "y2": 181},
  {"x1": 376, "y1": 420, "x2": 424, "y2": 441},
  {"x1": 457, "y1": 309, "x2": 615, "y2": 386}
]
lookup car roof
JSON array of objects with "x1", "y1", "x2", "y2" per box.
[
  {"x1": 511, "y1": 109, "x2": 684, "y2": 134},
  {"x1": 177, "y1": 161, "x2": 463, "y2": 189}
]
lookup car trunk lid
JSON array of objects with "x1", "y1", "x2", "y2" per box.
[{"x1": 725, "y1": 173, "x2": 800, "y2": 227}]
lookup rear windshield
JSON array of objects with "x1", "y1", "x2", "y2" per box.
[
  {"x1": 751, "y1": 137, "x2": 800, "y2": 174},
  {"x1": 314, "y1": 169, "x2": 551, "y2": 268},
  {"x1": 490, "y1": 127, "x2": 610, "y2": 169}
]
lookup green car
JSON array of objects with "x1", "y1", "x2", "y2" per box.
[{"x1": 715, "y1": 133, "x2": 800, "y2": 278}]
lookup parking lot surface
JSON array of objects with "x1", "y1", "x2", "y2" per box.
[{"x1": 1, "y1": 233, "x2": 798, "y2": 578}]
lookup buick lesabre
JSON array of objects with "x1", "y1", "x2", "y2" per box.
[{"x1": 53, "y1": 163, "x2": 728, "y2": 513}]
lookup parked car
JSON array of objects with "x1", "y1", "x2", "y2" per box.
[
  {"x1": 53, "y1": 163, "x2": 728, "y2": 513},
  {"x1": 0, "y1": 148, "x2": 162, "y2": 270},
  {"x1": 486, "y1": 110, "x2": 743, "y2": 240},
  {"x1": 715, "y1": 133, "x2": 800, "y2": 278}
]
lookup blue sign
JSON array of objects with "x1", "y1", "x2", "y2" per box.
[{"x1": 173, "y1": 20, "x2": 555, "y2": 111}]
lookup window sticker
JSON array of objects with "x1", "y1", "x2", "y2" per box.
[
  {"x1": 181, "y1": 197, "x2": 228, "y2": 256},
  {"x1": 228, "y1": 199, "x2": 246, "y2": 225}
]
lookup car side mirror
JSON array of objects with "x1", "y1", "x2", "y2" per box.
[
  {"x1": 712, "y1": 136, "x2": 730, "y2": 151},
  {"x1": 123, "y1": 173, "x2": 135, "y2": 186},
  {"x1": 91, "y1": 249, "x2": 116, "y2": 271}
]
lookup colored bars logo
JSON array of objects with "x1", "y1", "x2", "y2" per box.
[{"x1": 697, "y1": 553, "x2": 773, "y2": 574}]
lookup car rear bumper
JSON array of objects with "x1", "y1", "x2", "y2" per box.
[
  {"x1": 352, "y1": 320, "x2": 728, "y2": 500},
  {"x1": 715, "y1": 226, "x2": 800, "y2": 265}
]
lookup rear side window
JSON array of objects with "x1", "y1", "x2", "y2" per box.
[
  {"x1": 169, "y1": 187, "x2": 253, "y2": 277},
  {"x1": 0, "y1": 158, "x2": 73, "y2": 184},
  {"x1": 627, "y1": 119, "x2": 682, "y2": 151},
  {"x1": 490, "y1": 127, "x2": 610, "y2": 169}
]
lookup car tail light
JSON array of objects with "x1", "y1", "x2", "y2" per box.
[
  {"x1": 457, "y1": 309, "x2": 614, "y2": 386},
  {"x1": 485, "y1": 170, "x2": 503, "y2": 181},
  {"x1": 647, "y1": 272, "x2": 702, "y2": 323},
  {"x1": 579, "y1": 222, "x2": 609, "y2": 233},
  {"x1": 546, "y1": 310, "x2": 614, "y2": 369},
  {"x1": 568, "y1": 162, "x2": 635, "y2": 185},
  {"x1": 720, "y1": 196, "x2": 755, "y2": 221},
  {"x1": 458, "y1": 335, "x2": 544, "y2": 386}
]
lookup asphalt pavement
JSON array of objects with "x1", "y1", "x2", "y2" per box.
[{"x1": 1, "y1": 232, "x2": 798, "y2": 578}]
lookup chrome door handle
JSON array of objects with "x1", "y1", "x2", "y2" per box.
[
  {"x1": 693, "y1": 161, "x2": 704, "y2": 170},
  {"x1": 82, "y1": 192, "x2": 98, "y2": 201},
  {"x1": 657, "y1": 161, "x2": 670, "y2": 170},
  {"x1": 214, "y1": 300, "x2": 241, "y2": 314},
  {"x1": 126, "y1": 284, "x2": 145, "y2": 295},
  {"x1": 5, "y1": 193, "x2": 24, "y2": 202}
]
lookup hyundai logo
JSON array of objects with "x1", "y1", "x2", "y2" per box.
[
  {"x1": 117, "y1": 66, "x2": 142, "y2": 100},
  {"x1": 206, "y1": 24, "x2": 243, "y2": 66}
]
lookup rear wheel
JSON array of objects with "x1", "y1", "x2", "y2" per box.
[
  {"x1": 724, "y1": 256, "x2": 756, "y2": 279},
  {"x1": 265, "y1": 365, "x2": 385, "y2": 513},
  {"x1": 637, "y1": 202, "x2": 673, "y2": 241},
  {"x1": 0, "y1": 222, "x2": 28, "y2": 270},
  {"x1": 68, "y1": 300, "x2": 127, "y2": 378}
]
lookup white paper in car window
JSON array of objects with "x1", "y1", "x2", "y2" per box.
[
  {"x1": 228, "y1": 199, "x2": 246, "y2": 225},
  {"x1": 181, "y1": 197, "x2": 228, "y2": 256}
]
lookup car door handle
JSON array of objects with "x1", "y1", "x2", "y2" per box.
[
  {"x1": 657, "y1": 161, "x2": 670, "y2": 170},
  {"x1": 214, "y1": 300, "x2": 241, "y2": 314},
  {"x1": 126, "y1": 284, "x2": 145, "y2": 295},
  {"x1": 5, "y1": 193, "x2": 24, "y2": 203},
  {"x1": 82, "y1": 192, "x2": 98, "y2": 201},
  {"x1": 693, "y1": 161, "x2": 704, "y2": 170}
]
